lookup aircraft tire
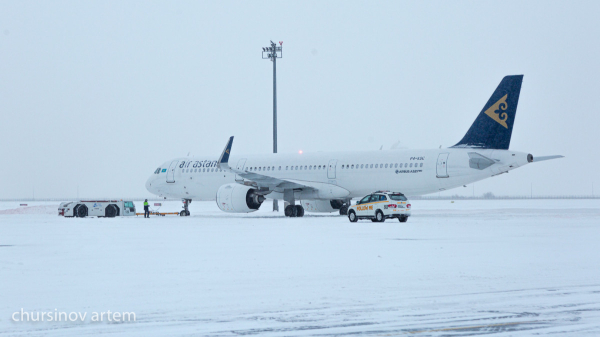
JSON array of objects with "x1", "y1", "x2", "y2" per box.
[
  {"x1": 284, "y1": 205, "x2": 295, "y2": 217},
  {"x1": 295, "y1": 205, "x2": 304, "y2": 217},
  {"x1": 339, "y1": 205, "x2": 348, "y2": 216},
  {"x1": 348, "y1": 210, "x2": 358, "y2": 222},
  {"x1": 180, "y1": 210, "x2": 185, "y2": 216}
]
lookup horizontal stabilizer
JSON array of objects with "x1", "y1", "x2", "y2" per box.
[{"x1": 532, "y1": 155, "x2": 564, "y2": 163}]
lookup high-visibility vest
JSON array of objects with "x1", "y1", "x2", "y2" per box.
[{"x1": 144, "y1": 201, "x2": 148, "y2": 206}]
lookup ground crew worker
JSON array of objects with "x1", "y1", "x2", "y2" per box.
[{"x1": 144, "y1": 199, "x2": 150, "y2": 218}]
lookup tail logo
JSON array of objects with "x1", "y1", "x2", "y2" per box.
[{"x1": 484, "y1": 94, "x2": 509, "y2": 129}]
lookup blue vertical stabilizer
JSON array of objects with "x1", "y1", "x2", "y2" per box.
[{"x1": 452, "y1": 75, "x2": 523, "y2": 150}]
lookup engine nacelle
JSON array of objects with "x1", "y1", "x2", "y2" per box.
[
  {"x1": 216, "y1": 183, "x2": 265, "y2": 213},
  {"x1": 302, "y1": 199, "x2": 344, "y2": 213}
]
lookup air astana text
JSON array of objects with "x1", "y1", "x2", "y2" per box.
[{"x1": 180, "y1": 160, "x2": 218, "y2": 169}]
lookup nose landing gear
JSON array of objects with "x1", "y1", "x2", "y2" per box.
[{"x1": 180, "y1": 199, "x2": 191, "y2": 216}]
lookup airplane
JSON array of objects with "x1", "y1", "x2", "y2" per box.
[{"x1": 145, "y1": 75, "x2": 563, "y2": 217}]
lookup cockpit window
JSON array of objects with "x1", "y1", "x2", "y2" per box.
[{"x1": 154, "y1": 168, "x2": 161, "y2": 174}]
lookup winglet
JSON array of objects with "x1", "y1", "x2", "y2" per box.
[{"x1": 217, "y1": 136, "x2": 234, "y2": 170}]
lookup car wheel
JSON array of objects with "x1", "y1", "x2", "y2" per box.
[
  {"x1": 339, "y1": 205, "x2": 348, "y2": 216},
  {"x1": 376, "y1": 210, "x2": 385, "y2": 222},
  {"x1": 399, "y1": 216, "x2": 408, "y2": 223},
  {"x1": 105, "y1": 205, "x2": 117, "y2": 218},
  {"x1": 76, "y1": 205, "x2": 87, "y2": 218},
  {"x1": 348, "y1": 210, "x2": 358, "y2": 222}
]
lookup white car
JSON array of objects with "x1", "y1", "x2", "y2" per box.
[{"x1": 347, "y1": 191, "x2": 411, "y2": 223}]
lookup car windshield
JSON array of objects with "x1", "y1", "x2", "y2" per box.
[{"x1": 389, "y1": 194, "x2": 407, "y2": 201}]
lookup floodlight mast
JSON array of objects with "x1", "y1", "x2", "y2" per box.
[
  {"x1": 262, "y1": 40, "x2": 283, "y2": 211},
  {"x1": 262, "y1": 40, "x2": 282, "y2": 153}
]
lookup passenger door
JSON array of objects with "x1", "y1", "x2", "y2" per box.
[
  {"x1": 367, "y1": 194, "x2": 380, "y2": 217},
  {"x1": 356, "y1": 195, "x2": 372, "y2": 217},
  {"x1": 166, "y1": 160, "x2": 179, "y2": 183},
  {"x1": 436, "y1": 153, "x2": 449, "y2": 178}
]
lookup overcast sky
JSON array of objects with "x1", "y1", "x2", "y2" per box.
[{"x1": 1, "y1": 1, "x2": 599, "y2": 199}]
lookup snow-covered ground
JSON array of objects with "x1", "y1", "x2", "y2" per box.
[{"x1": 1, "y1": 199, "x2": 599, "y2": 336}]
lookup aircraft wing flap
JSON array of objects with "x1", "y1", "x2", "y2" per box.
[{"x1": 232, "y1": 169, "x2": 307, "y2": 189}]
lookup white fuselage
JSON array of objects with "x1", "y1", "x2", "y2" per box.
[{"x1": 146, "y1": 148, "x2": 531, "y2": 202}]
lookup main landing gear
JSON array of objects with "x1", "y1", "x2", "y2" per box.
[
  {"x1": 180, "y1": 199, "x2": 191, "y2": 216},
  {"x1": 284, "y1": 204, "x2": 305, "y2": 217},
  {"x1": 283, "y1": 189, "x2": 304, "y2": 217}
]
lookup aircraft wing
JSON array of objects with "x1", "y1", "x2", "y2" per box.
[{"x1": 216, "y1": 137, "x2": 349, "y2": 197}]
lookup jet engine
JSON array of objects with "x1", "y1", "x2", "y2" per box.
[
  {"x1": 301, "y1": 199, "x2": 344, "y2": 213},
  {"x1": 216, "y1": 183, "x2": 266, "y2": 213}
]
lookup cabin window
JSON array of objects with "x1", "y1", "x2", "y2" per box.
[
  {"x1": 279, "y1": 166, "x2": 281, "y2": 170},
  {"x1": 420, "y1": 163, "x2": 423, "y2": 167},
  {"x1": 375, "y1": 164, "x2": 378, "y2": 168},
  {"x1": 384, "y1": 164, "x2": 388, "y2": 168},
  {"x1": 351, "y1": 164, "x2": 354, "y2": 169},
  {"x1": 410, "y1": 163, "x2": 413, "y2": 168}
]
